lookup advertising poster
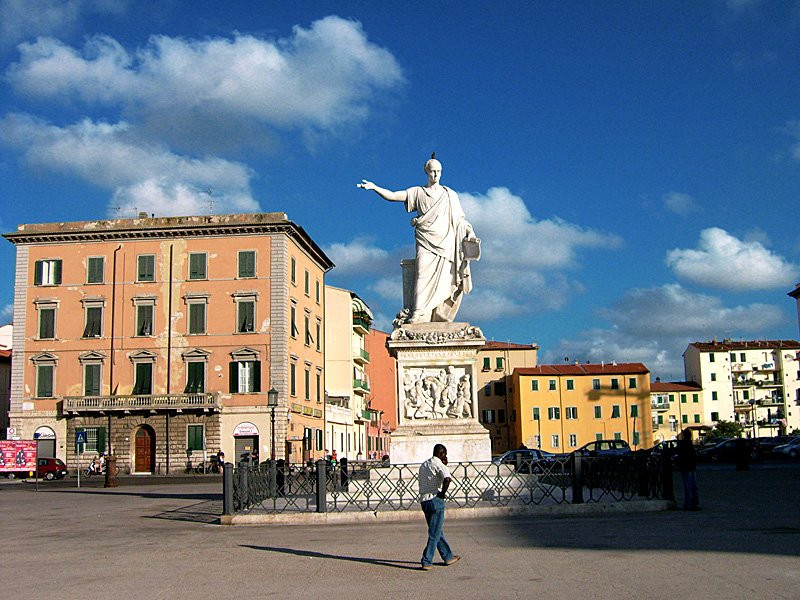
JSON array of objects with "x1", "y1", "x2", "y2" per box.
[{"x1": 0, "y1": 440, "x2": 37, "y2": 474}]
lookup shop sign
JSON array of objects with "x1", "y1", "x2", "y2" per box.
[{"x1": 233, "y1": 422, "x2": 259, "y2": 437}]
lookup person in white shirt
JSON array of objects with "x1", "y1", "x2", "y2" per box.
[{"x1": 417, "y1": 444, "x2": 460, "y2": 570}]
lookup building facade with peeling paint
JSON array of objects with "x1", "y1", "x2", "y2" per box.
[{"x1": 3, "y1": 212, "x2": 332, "y2": 473}]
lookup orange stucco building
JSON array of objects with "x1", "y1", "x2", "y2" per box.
[
  {"x1": 4, "y1": 212, "x2": 332, "y2": 472},
  {"x1": 364, "y1": 328, "x2": 397, "y2": 458}
]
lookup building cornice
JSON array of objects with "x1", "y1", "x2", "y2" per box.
[{"x1": 3, "y1": 212, "x2": 334, "y2": 271}]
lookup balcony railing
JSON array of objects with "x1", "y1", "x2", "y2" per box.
[
  {"x1": 731, "y1": 363, "x2": 751, "y2": 372},
  {"x1": 651, "y1": 400, "x2": 670, "y2": 411},
  {"x1": 353, "y1": 315, "x2": 371, "y2": 334},
  {"x1": 63, "y1": 393, "x2": 219, "y2": 413},
  {"x1": 353, "y1": 378, "x2": 370, "y2": 393},
  {"x1": 353, "y1": 348, "x2": 370, "y2": 364}
]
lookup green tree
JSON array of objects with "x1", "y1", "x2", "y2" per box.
[{"x1": 705, "y1": 420, "x2": 744, "y2": 440}]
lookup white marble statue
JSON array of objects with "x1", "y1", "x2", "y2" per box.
[
  {"x1": 358, "y1": 154, "x2": 479, "y2": 324},
  {"x1": 401, "y1": 367, "x2": 473, "y2": 421}
]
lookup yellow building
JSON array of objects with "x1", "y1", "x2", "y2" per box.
[
  {"x1": 512, "y1": 363, "x2": 652, "y2": 453},
  {"x1": 650, "y1": 380, "x2": 704, "y2": 444},
  {"x1": 475, "y1": 341, "x2": 538, "y2": 454}
]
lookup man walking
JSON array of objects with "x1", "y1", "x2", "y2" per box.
[{"x1": 418, "y1": 444, "x2": 460, "y2": 570}]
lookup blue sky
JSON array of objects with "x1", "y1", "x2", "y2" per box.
[{"x1": 1, "y1": 0, "x2": 799, "y2": 380}]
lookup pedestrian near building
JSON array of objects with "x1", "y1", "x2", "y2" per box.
[
  {"x1": 418, "y1": 444, "x2": 460, "y2": 570},
  {"x1": 676, "y1": 429, "x2": 699, "y2": 511}
]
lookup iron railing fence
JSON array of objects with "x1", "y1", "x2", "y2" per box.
[{"x1": 223, "y1": 452, "x2": 673, "y2": 516}]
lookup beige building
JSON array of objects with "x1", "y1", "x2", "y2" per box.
[
  {"x1": 650, "y1": 380, "x2": 704, "y2": 443},
  {"x1": 513, "y1": 363, "x2": 653, "y2": 453},
  {"x1": 475, "y1": 341, "x2": 538, "y2": 454},
  {"x1": 324, "y1": 286, "x2": 373, "y2": 460},
  {"x1": 684, "y1": 340, "x2": 800, "y2": 437},
  {"x1": 3, "y1": 212, "x2": 332, "y2": 471}
]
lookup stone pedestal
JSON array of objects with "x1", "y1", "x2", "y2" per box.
[{"x1": 387, "y1": 322, "x2": 492, "y2": 465}]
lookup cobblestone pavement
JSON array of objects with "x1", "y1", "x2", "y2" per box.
[{"x1": 1, "y1": 463, "x2": 799, "y2": 599}]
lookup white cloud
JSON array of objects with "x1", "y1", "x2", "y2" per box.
[
  {"x1": 662, "y1": 191, "x2": 699, "y2": 216},
  {"x1": 329, "y1": 187, "x2": 621, "y2": 323},
  {"x1": 7, "y1": 17, "x2": 404, "y2": 137},
  {"x1": 0, "y1": 113, "x2": 258, "y2": 216},
  {"x1": 550, "y1": 283, "x2": 785, "y2": 379},
  {"x1": 0, "y1": 303, "x2": 13, "y2": 323},
  {"x1": 460, "y1": 187, "x2": 621, "y2": 318},
  {"x1": 324, "y1": 237, "x2": 395, "y2": 276},
  {"x1": 0, "y1": 1, "x2": 127, "y2": 48},
  {"x1": 666, "y1": 227, "x2": 799, "y2": 290}
]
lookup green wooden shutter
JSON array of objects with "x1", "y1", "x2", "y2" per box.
[
  {"x1": 252, "y1": 361, "x2": 261, "y2": 393},
  {"x1": 34, "y1": 260, "x2": 43, "y2": 285},
  {"x1": 229, "y1": 362, "x2": 238, "y2": 393},
  {"x1": 40, "y1": 309, "x2": 54, "y2": 338},
  {"x1": 97, "y1": 427, "x2": 106, "y2": 453},
  {"x1": 37, "y1": 365, "x2": 53, "y2": 397},
  {"x1": 53, "y1": 260, "x2": 62, "y2": 285}
]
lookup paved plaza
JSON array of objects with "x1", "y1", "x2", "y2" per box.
[{"x1": 1, "y1": 464, "x2": 799, "y2": 599}]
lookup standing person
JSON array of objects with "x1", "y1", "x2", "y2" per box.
[
  {"x1": 418, "y1": 444, "x2": 460, "y2": 570},
  {"x1": 676, "y1": 429, "x2": 699, "y2": 511},
  {"x1": 358, "y1": 154, "x2": 479, "y2": 324}
]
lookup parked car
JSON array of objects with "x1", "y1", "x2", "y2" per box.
[
  {"x1": 573, "y1": 439, "x2": 631, "y2": 457},
  {"x1": 773, "y1": 437, "x2": 800, "y2": 460},
  {"x1": 696, "y1": 438, "x2": 761, "y2": 463},
  {"x1": 38, "y1": 457, "x2": 68, "y2": 480},
  {"x1": 492, "y1": 449, "x2": 557, "y2": 473},
  {"x1": 755, "y1": 436, "x2": 797, "y2": 456}
]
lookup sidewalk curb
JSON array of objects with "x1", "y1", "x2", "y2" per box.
[{"x1": 221, "y1": 499, "x2": 674, "y2": 526}]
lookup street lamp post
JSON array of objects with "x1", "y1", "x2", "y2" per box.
[{"x1": 268, "y1": 387, "x2": 278, "y2": 461}]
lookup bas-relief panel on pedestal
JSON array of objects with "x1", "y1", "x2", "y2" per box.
[{"x1": 401, "y1": 366, "x2": 473, "y2": 421}]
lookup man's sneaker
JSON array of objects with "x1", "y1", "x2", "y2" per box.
[
  {"x1": 420, "y1": 564, "x2": 433, "y2": 571},
  {"x1": 444, "y1": 555, "x2": 461, "y2": 566}
]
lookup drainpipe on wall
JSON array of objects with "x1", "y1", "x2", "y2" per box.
[
  {"x1": 109, "y1": 243, "x2": 122, "y2": 456},
  {"x1": 165, "y1": 244, "x2": 173, "y2": 474}
]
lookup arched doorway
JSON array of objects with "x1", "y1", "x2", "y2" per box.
[
  {"x1": 34, "y1": 426, "x2": 56, "y2": 458},
  {"x1": 134, "y1": 426, "x2": 155, "y2": 474}
]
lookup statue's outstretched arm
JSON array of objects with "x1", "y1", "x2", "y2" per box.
[{"x1": 357, "y1": 180, "x2": 407, "y2": 202}]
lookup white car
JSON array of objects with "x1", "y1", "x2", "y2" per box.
[{"x1": 773, "y1": 437, "x2": 800, "y2": 459}]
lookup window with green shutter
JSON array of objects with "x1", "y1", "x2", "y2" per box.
[
  {"x1": 87, "y1": 257, "x2": 105, "y2": 283},
  {"x1": 566, "y1": 379, "x2": 574, "y2": 391},
  {"x1": 137, "y1": 255, "x2": 155, "y2": 282},
  {"x1": 290, "y1": 362, "x2": 296, "y2": 396},
  {"x1": 496, "y1": 357, "x2": 503, "y2": 370},
  {"x1": 238, "y1": 250, "x2": 256, "y2": 278},
  {"x1": 189, "y1": 253, "x2": 207, "y2": 280},
  {"x1": 188, "y1": 302, "x2": 206, "y2": 334},
  {"x1": 611, "y1": 405, "x2": 621, "y2": 418},
  {"x1": 682, "y1": 414, "x2": 688, "y2": 424},
  {"x1": 39, "y1": 307, "x2": 55, "y2": 339},
  {"x1": 594, "y1": 405, "x2": 602, "y2": 418},
  {"x1": 84, "y1": 363, "x2": 101, "y2": 396},
  {"x1": 187, "y1": 425, "x2": 204, "y2": 451},
  {"x1": 184, "y1": 362, "x2": 205, "y2": 393},
  {"x1": 483, "y1": 357, "x2": 490, "y2": 370},
  {"x1": 81, "y1": 427, "x2": 106, "y2": 453},
  {"x1": 632, "y1": 432, "x2": 640, "y2": 446},
  {"x1": 34, "y1": 259, "x2": 62, "y2": 286},
  {"x1": 83, "y1": 306, "x2": 103, "y2": 337},
  {"x1": 693, "y1": 414, "x2": 700, "y2": 423},
  {"x1": 238, "y1": 301, "x2": 255, "y2": 333},
  {"x1": 692, "y1": 394, "x2": 699, "y2": 403},
  {"x1": 36, "y1": 365, "x2": 54, "y2": 397},
  {"x1": 630, "y1": 405, "x2": 638, "y2": 418},
  {"x1": 132, "y1": 362, "x2": 153, "y2": 395},
  {"x1": 136, "y1": 304, "x2": 153, "y2": 336},
  {"x1": 531, "y1": 379, "x2": 539, "y2": 391}
]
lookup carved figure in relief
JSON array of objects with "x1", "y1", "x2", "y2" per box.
[
  {"x1": 455, "y1": 374, "x2": 472, "y2": 418},
  {"x1": 405, "y1": 378, "x2": 428, "y2": 419}
]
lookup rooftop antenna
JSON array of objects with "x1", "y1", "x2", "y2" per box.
[{"x1": 197, "y1": 186, "x2": 214, "y2": 213}]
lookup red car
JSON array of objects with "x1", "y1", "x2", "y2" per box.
[{"x1": 37, "y1": 457, "x2": 68, "y2": 480}]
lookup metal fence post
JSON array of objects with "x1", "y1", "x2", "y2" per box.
[
  {"x1": 316, "y1": 459, "x2": 327, "y2": 513},
  {"x1": 222, "y1": 462, "x2": 233, "y2": 515},
  {"x1": 571, "y1": 453, "x2": 584, "y2": 504},
  {"x1": 661, "y1": 454, "x2": 674, "y2": 502},
  {"x1": 239, "y1": 465, "x2": 249, "y2": 511},
  {"x1": 269, "y1": 459, "x2": 277, "y2": 499}
]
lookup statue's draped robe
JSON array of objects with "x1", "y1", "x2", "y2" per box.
[{"x1": 405, "y1": 185, "x2": 473, "y2": 322}]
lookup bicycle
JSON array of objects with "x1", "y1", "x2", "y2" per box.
[{"x1": 194, "y1": 459, "x2": 222, "y2": 474}]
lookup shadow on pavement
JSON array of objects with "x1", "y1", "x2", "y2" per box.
[
  {"x1": 34, "y1": 488, "x2": 221, "y2": 501},
  {"x1": 149, "y1": 500, "x2": 223, "y2": 524},
  {"x1": 491, "y1": 465, "x2": 800, "y2": 557},
  {"x1": 241, "y1": 544, "x2": 422, "y2": 571}
]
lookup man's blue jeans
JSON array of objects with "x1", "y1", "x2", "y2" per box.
[{"x1": 421, "y1": 497, "x2": 454, "y2": 566}]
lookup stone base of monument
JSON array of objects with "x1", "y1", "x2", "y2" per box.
[{"x1": 387, "y1": 321, "x2": 492, "y2": 465}]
